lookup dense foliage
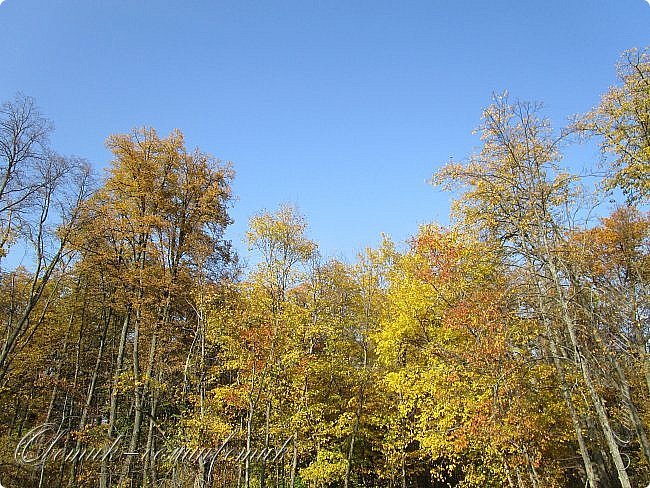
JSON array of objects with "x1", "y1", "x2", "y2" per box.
[{"x1": 0, "y1": 48, "x2": 648, "y2": 487}]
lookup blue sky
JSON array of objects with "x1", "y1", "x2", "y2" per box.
[{"x1": 1, "y1": 0, "x2": 649, "y2": 263}]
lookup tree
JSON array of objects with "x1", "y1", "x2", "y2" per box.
[
  {"x1": 567, "y1": 207, "x2": 650, "y2": 472},
  {"x1": 0, "y1": 93, "x2": 91, "y2": 384},
  {"x1": 246, "y1": 204, "x2": 317, "y2": 311},
  {"x1": 577, "y1": 47, "x2": 650, "y2": 202},
  {"x1": 376, "y1": 224, "x2": 568, "y2": 487},
  {"x1": 0, "y1": 94, "x2": 53, "y2": 261},
  {"x1": 69, "y1": 127, "x2": 234, "y2": 487},
  {"x1": 433, "y1": 94, "x2": 638, "y2": 487},
  {"x1": 245, "y1": 204, "x2": 316, "y2": 488}
]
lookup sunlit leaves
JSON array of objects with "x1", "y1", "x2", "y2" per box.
[{"x1": 577, "y1": 48, "x2": 650, "y2": 202}]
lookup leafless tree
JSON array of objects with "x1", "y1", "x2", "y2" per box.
[{"x1": 0, "y1": 94, "x2": 93, "y2": 383}]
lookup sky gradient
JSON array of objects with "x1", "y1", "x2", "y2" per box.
[{"x1": 1, "y1": 0, "x2": 649, "y2": 263}]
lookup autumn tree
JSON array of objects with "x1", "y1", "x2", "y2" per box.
[
  {"x1": 577, "y1": 47, "x2": 650, "y2": 202},
  {"x1": 376, "y1": 224, "x2": 569, "y2": 486},
  {"x1": 245, "y1": 204, "x2": 316, "y2": 488},
  {"x1": 567, "y1": 207, "x2": 650, "y2": 475},
  {"x1": 433, "y1": 94, "x2": 645, "y2": 487},
  {"x1": 0, "y1": 93, "x2": 91, "y2": 386},
  {"x1": 61, "y1": 127, "x2": 234, "y2": 487},
  {"x1": 0, "y1": 94, "x2": 92, "y2": 487}
]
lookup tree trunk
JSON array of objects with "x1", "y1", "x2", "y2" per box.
[
  {"x1": 101, "y1": 309, "x2": 131, "y2": 488},
  {"x1": 120, "y1": 307, "x2": 143, "y2": 485},
  {"x1": 344, "y1": 383, "x2": 365, "y2": 488},
  {"x1": 545, "y1": 257, "x2": 632, "y2": 488},
  {"x1": 143, "y1": 370, "x2": 161, "y2": 487},
  {"x1": 612, "y1": 356, "x2": 650, "y2": 462},
  {"x1": 260, "y1": 399, "x2": 271, "y2": 488},
  {"x1": 45, "y1": 297, "x2": 78, "y2": 423},
  {"x1": 290, "y1": 436, "x2": 298, "y2": 488},
  {"x1": 545, "y1": 320, "x2": 598, "y2": 487}
]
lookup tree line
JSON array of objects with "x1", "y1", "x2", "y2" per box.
[{"x1": 0, "y1": 47, "x2": 648, "y2": 487}]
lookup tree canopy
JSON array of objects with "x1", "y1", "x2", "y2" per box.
[{"x1": 0, "y1": 48, "x2": 649, "y2": 488}]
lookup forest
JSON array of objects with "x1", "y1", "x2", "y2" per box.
[{"x1": 0, "y1": 47, "x2": 648, "y2": 488}]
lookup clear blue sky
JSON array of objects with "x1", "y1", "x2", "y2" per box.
[{"x1": 1, "y1": 0, "x2": 649, "y2": 263}]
